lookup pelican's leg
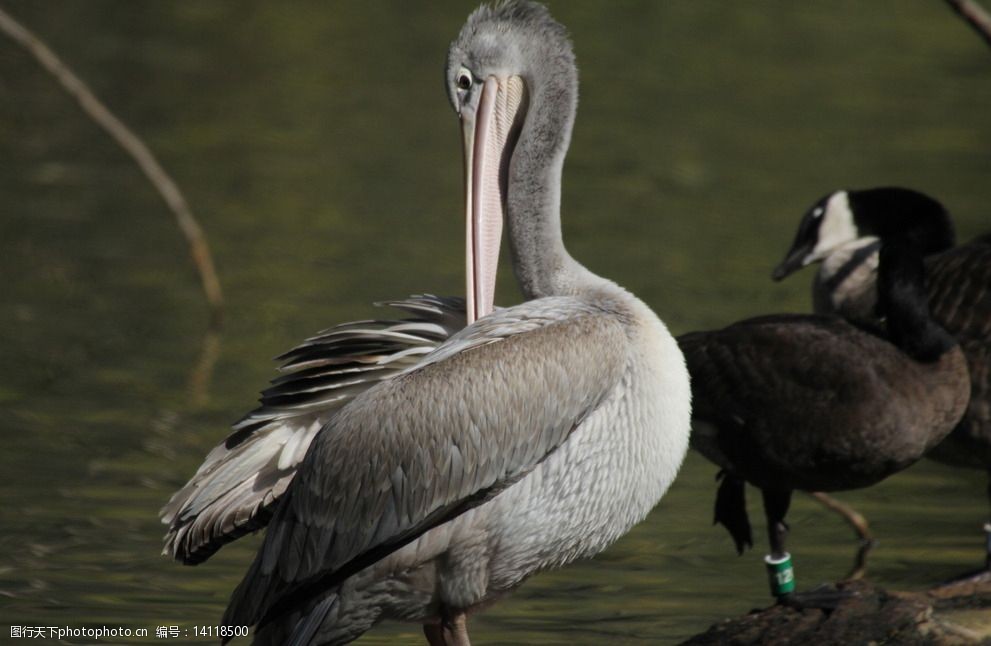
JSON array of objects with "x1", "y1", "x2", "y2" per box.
[
  {"x1": 423, "y1": 611, "x2": 471, "y2": 646},
  {"x1": 445, "y1": 613, "x2": 471, "y2": 646},
  {"x1": 423, "y1": 623, "x2": 446, "y2": 646}
]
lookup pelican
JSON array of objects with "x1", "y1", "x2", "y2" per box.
[
  {"x1": 197, "y1": 3, "x2": 691, "y2": 644},
  {"x1": 774, "y1": 186, "x2": 991, "y2": 580},
  {"x1": 680, "y1": 193, "x2": 970, "y2": 600}
]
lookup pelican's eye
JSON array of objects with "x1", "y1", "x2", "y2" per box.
[{"x1": 456, "y1": 68, "x2": 473, "y2": 91}]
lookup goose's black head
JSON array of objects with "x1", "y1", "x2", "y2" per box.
[{"x1": 772, "y1": 187, "x2": 956, "y2": 281}]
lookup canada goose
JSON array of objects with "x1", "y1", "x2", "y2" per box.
[
  {"x1": 774, "y1": 186, "x2": 991, "y2": 578},
  {"x1": 681, "y1": 196, "x2": 970, "y2": 600}
]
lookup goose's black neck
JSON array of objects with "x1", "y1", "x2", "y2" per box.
[
  {"x1": 876, "y1": 238, "x2": 955, "y2": 362},
  {"x1": 850, "y1": 187, "x2": 955, "y2": 254}
]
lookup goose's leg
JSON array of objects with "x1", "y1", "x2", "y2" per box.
[
  {"x1": 929, "y1": 469, "x2": 991, "y2": 591},
  {"x1": 762, "y1": 488, "x2": 795, "y2": 601},
  {"x1": 984, "y1": 469, "x2": 991, "y2": 571},
  {"x1": 763, "y1": 488, "x2": 791, "y2": 560},
  {"x1": 766, "y1": 489, "x2": 861, "y2": 609}
]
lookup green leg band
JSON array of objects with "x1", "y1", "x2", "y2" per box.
[{"x1": 765, "y1": 552, "x2": 796, "y2": 597}]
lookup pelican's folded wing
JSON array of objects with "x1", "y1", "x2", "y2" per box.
[{"x1": 222, "y1": 296, "x2": 629, "y2": 632}]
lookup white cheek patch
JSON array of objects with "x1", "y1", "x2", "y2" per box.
[{"x1": 809, "y1": 191, "x2": 859, "y2": 263}]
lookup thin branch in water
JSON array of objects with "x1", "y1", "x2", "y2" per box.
[
  {"x1": 809, "y1": 491, "x2": 873, "y2": 541},
  {"x1": 0, "y1": 5, "x2": 224, "y2": 326},
  {"x1": 187, "y1": 327, "x2": 221, "y2": 408},
  {"x1": 944, "y1": 0, "x2": 991, "y2": 49},
  {"x1": 809, "y1": 491, "x2": 876, "y2": 581}
]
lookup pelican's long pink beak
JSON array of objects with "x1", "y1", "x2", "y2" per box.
[{"x1": 461, "y1": 75, "x2": 526, "y2": 324}]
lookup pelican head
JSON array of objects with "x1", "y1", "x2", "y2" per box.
[{"x1": 446, "y1": 1, "x2": 578, "y2": 322}]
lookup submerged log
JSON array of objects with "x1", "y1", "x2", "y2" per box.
[{"x1": 681, "y1": 578, "x2": 991, "y2": 645}]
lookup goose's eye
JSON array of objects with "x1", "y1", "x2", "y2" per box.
[{"x1": 456, "y1": 69, "x2": 473, "y2": 91}]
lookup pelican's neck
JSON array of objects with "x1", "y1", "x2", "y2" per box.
[{"x1": 505, "y1": 76, "x2": 607, "y2": 300}]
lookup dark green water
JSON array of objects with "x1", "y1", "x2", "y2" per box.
[{"x1": 1, "y1": 1, "x2": 989, "y2": 643}]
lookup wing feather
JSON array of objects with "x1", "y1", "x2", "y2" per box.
[
  {"x1": 160, "y1": 296, "x2": 466, "y2": 564},
  {"x1": 926, "y1": 239, "x2": 991, "y2": 342}
]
